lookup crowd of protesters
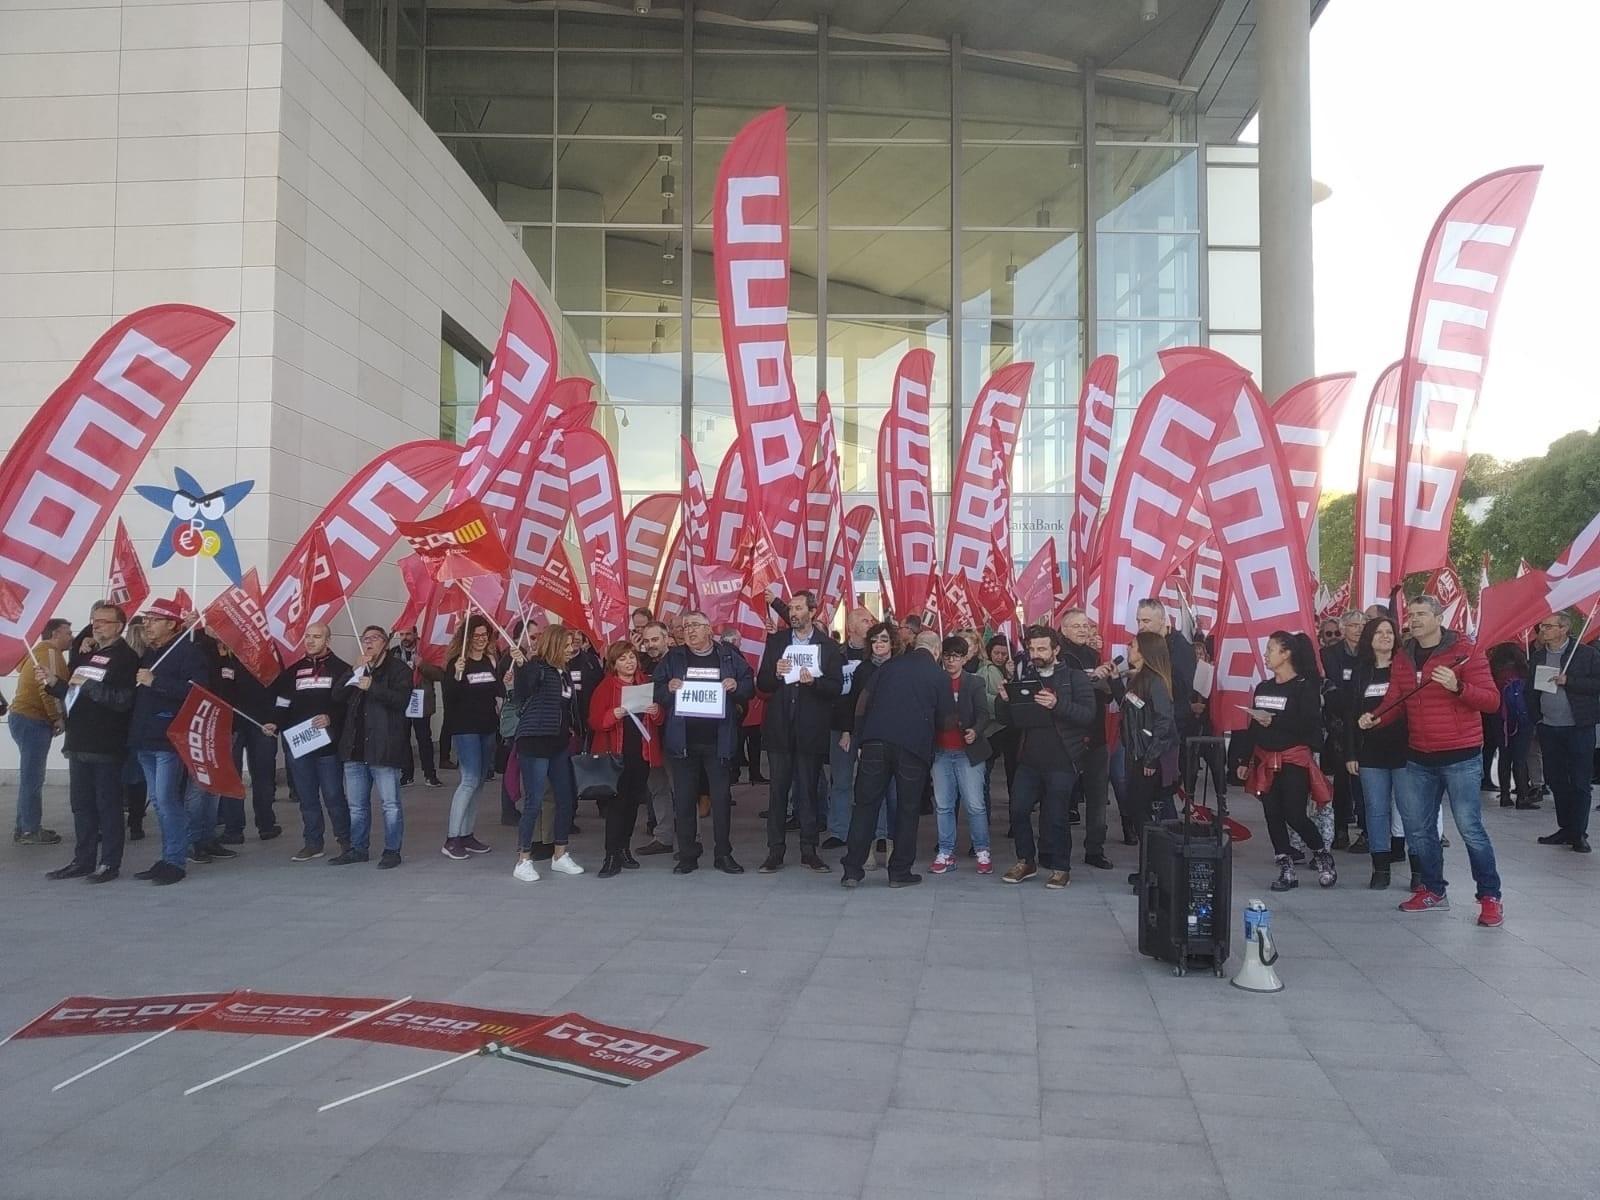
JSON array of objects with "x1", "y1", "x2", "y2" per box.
[{"x1": 7, "y1": 588, "x2": 1596, "y2": 928}]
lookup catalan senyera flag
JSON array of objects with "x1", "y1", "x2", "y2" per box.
[{"x1": 396, "y1": 501, "x2": 511, "y2": 582}]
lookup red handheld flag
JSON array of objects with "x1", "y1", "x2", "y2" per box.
[
  {"x1": 166, "y1": 685, "x2": 246, "y2": 799},
  {"x1": 108, "y1": 518, "x2": 151, "y2": 616},
  {"x1": 282, "y1": 524, "x2": 343, "y2": 650},
  {"x1": 397, "y1": 501, "x2": 511, "y2": 582},
  {"x1": 203, "y1": 569, "x2": 282, "y2": 686}
]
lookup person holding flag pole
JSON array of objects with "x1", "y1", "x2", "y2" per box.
[
  {"x1": 1529, "y1": 606, "x2": 1600, "y2": 854},
  {"x1": 127, "y1": 597, "x2": 210, "y2": 886}
]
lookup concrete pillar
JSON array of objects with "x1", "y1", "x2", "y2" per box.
[{"x1": 1256, "y1": 0, "x2": 1314, "y2": 403}]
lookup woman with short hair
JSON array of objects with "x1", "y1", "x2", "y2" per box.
[{"x1": 587, "y1": 641, "x2": 663, "y2": 877}]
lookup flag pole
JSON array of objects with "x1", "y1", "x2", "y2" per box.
[
  {"x1": 1561, "y1": 597, "x2": 1600, "y2": 672},
  {"x1": 182, "y1": 995, "x2": 412, "y2": 1096},
  {"x1": 459, "y1": 582, "x2": 519, "y2": 653}
]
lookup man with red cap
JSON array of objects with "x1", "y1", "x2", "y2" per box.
[{"x1": 128, "y1": 597, "x2": 210, "y2": 885}]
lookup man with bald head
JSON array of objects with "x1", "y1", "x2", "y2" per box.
[
  {"x1": 841, "y1": 630, "x2": 958, "y2": 888},
  {"x1": 263, "y1": 622, "x2": 352, "y2": 862}
]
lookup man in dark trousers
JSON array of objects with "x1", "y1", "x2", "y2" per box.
[
  {"x1": 1320, "y1": 610, "x2": 1367, "y2": 849},
  {"x1": 39, "y1": 602, "x2": 138, "y2": 882},
  {"x1": 653, "y1": 610, "x2": 754, "y2": 874},
  {"x1": 842, "y1": 631, "x2": 957, "y2": 888},
  {"x1": 1058, "y1": 607, "x2": 1115, "y2": 870},
  {"x1": 262, "y1": 622, "x2": 351, "y2": 862},
  {"x1": 1529, "y1": 611, "x2": 1600, "y2": 853},
  {"x1": 756, "y1": 591, "x2": 844, "y2": 874},
  {"x1": 997, "y1": 626, "x2": 1096, "y2": 890},
  {"x1": 214, "y1": 643, "x2": 282, "y2": 843}
]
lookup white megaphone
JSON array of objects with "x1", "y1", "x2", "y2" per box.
[{"x1": 1232, "y1": 899, "x2": 1283, "y2": 993}]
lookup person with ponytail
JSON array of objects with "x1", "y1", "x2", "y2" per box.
[
  {"x1": 1234, "y1": 630, "x2": 1337, "y2": 891},
  {"x1": 587, "y1": 641, "x2": 664, "y2": 878}
]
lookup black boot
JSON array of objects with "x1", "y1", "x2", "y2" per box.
[
  {"x1": 1499, "y1": 792, "x2": 1514, "y2": 807},
  {"x1": 1270, "y1": 854, "x2": 1298, "y2": 891},
  {"x1": 1348, "y1": 831, "x2": 1369, "y2": 854},
  {"x1": 1407, "y1": 852, "x2": 1424, "y2": 893},
  {"x1": 597, "y1": 853, "x2": 622, "y2": 879},
  {"x1": 1331, "y1": 828, "x2": 1351, "y2": 851},
  {"x1": 1369, "y1": 854, "x2": 1391, "y2": 889},
  {"x1": 1387, "y1": 836, "x2": 1408, "y2": 865}
]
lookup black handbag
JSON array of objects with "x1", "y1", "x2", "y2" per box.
[{"x1": 570, "y1": 751, "x2": 624, "y2": 801}]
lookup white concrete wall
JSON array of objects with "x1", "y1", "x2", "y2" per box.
[{"x1": 0, "y1": 0, "x2": 552, "y2": 776}]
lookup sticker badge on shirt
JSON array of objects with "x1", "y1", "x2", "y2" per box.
[
  {"x1": 1255, "y1": 693, "x2": 1289, "y2": 712},
  {"x1": 1342, "y1": 668, "x2": 1352, "y2": 681},
  {"x1": 295, "y1": 675, "x2": 332, "y2": 691},
  {"x1": 684, "y1": 667, "x2": 721, "y2": 682},
  {"x1": 466, "y1": 671, "x2": 495, "y2": 685},
  {"x1": 221, "y1": 667, "x2": 236, "y2": 681},
  {"x1": 1364, "y1": 683, "x2": 1388, "y2": 700}
]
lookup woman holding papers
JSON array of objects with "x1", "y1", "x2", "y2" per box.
[
  {"x1": 587, "y1": 642, "x2": 664, "y2": 878},
  {"x1": 1233, "y1": 632, "x2": 1336, "y2": 892},
  {"x1": 512, "y1": 626, "x2": 582, "y2": 883},
  {"x1": 440, "y1": 616, "x2": 503, "y2": 862}
]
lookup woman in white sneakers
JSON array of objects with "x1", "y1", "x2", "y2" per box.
[{"x1": 511, "y1": 625, "x2": 583, "y2": 882}]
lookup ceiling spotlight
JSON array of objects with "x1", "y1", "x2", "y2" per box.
[
  {"x1": 634, "y1": 0, "x2": 651, "y2": 14},
  {"x1": 1141, "y1": 0, "x2": 1158, "y2": 22},
  {"x1": 651, "y1": 338, "x2": 663, "y2": 354},
  {"x1": 1004, "y1": 261, "x2": 1018, "y2": 284},
  {"x1": 651, "y1": 107, "x2": 667, "y2": 122},
  {"x1": 660, "y1": 172, "x2": 676, "y2": 199},
  {"x1": 1036, "y1": 207, "x2": 1051, "y2": 228},
  {"x1": 662, "y1": 237, "x2": 677, "y2": 262},
  {"x1": 660, "y1": 204, "x2": 676, "y2": 226},
  {"x1": 657, "y1": 142, "x2": 673, "y2": 162},
  {"x1": 654, "y1": 320, "x2": 667, "y2": 339}
]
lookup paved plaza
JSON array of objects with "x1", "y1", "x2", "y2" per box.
[{"x1": 3, "y1": 775, "x2": 1600, "y2": 1200}]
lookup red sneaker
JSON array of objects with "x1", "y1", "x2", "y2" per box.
[
  {"x1": 1477, "y1": 897, "x2": 1504, "y2": 927},
  {"x1": 1398, "y1": 889, "x2": 1449, "y2": 914},
  {"x1": 976, "y1": 850, "x2": 993, "y2": 875}
]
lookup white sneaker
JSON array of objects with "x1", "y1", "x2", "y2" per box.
[
  {"x1": 512, "y1": 859, "x2": 539, "y2": 882},
  {"x1": 550, "y1": 853, "x2": 584, "y2": 876}
]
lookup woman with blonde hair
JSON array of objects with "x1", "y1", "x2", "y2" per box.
[{"x1": 511, "y1": 625, "x2": 583, "y2": 882}]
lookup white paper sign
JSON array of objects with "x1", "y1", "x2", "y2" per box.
[
  {"x1": 406, "y1": 688, "x2": 425, "y2": 718},
  {"x1": 621, "y1": 683, "x2": 654, "y2": 713},
  {"x1": 841, "y1": 660, "x2": 860, "y2": 695},
  {"x1": 64, "y1": 685, "x2": 81, "y2": 714},
  {"x1": 1191, "y1": 660, "x2": 1215, "y2": 699},
  {"x1": 676, "y1": 680, "x2": 727, "y2": 719},
  {"x1": 781, "y1": 642, "x2": 822, "y2": 684},
  {"x1": 1534, "y1": 664, "x2": 1560, "y2": 694},
  {"x1": 285, "y1": 717, "x2": 332, "y2": 759}
]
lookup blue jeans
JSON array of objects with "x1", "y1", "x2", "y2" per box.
[
  {"x1": 7, "y1": 710, "x2": 52, "y2": 834},
  {"x1": 137, "y1": 749, "x2": 189, "y2": 869},
  {"x1": 1397, "y1": 755, "x2": 1501, "y2": 900},
  {"x1": 183, "y1": 773, "x2": 218, "y2": 851},
  {"x1": 1359, "y1": 766, "x2": 1405, "y2": 844},
  {"x1": 516, "y1": 746, "x2": 576, "y2": 851},
  {"x1": 932, "y1": 748, "x2": 990, "y2": 856},
  {"x1": 827, "y1": 735, "x2": 857, "y2": 841},
  {"x1": 344, "y1": 762, "x2": 403, "y2": 853},
  {"x1": 449, "y1": 732, "x2": 496, "y2": 838},
  {"x1": 286, "y1": 750, "x2": 348, "y2": 849}
]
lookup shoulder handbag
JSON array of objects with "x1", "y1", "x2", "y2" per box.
[{"x1": 571, "y1": 750, "x2": 624, "y2": 800}]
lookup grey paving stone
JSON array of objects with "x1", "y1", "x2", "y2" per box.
[
  {"x1": 687, "y1": 1128, "x2": 873, "y2": 1194},
  {"x1": 865, "y1": 1127, "x2": 1043, "y2": 1197}
]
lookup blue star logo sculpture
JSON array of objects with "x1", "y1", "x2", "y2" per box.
[{"x1": 134, "y1": 468, "x2": 254, "y2": 585}]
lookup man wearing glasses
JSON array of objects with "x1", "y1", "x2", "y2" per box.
[
  {"x1": 1530, "y1": 613, "x2": 1599, "y2": 854},
  {"x1": 654, "y1": 611, "x2": 753, "y2": 874}
]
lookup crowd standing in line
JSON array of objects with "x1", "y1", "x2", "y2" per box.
[{"x1": 8, "y1": 587, "x2": 1597, "y2": 929}]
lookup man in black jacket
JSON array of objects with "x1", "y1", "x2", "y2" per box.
[
  {"x1": 39, "y1": 603, "x2": 139, "y2": 882},
  {"x1": 1058, "y1": 608, "x2": 1114, "y2": 870},
  {"x1": 841, "y1": 631, "x2": 958, "y2": 887},
  {"x1": 1529, "y1": 612, "x2": 1600, "y2": 853},
  {"x1": 755, "y1": 591, "x2": 844, "y2": 873},
  {"x1": 996, "y1": 626, "x2": 1096, "y2": 889},
  {"x1": 653, "y1": 611, "x2": 754, "y2": 874},
  {"x1": 394, "y1": 626, "x2": 443, "y2": 788},
  {"x1": 332, "y1": 625, "x2": 413, "y2": 868},
  {"x1": 215, "y1": 644, "x2": 282, "y2": 844},
  {"x1": 263, "y1": 623, "x2": 351, "y2": 862},
  {"x1": 1320, "y1": 611, "x2": 1367, "y2": 849}
]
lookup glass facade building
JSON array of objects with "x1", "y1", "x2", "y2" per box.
[{"x1": 335, "y1": 1, "x2": 1261, "y2": 578}]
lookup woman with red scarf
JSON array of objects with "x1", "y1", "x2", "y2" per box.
[
  {"x1": 588, "y1": 641, "x2": 664, "y2": 878},
  {"x1": 1233, "y1": 631, "x2": 1336, "y2": 891}
]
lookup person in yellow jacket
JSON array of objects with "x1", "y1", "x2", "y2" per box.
[{"x1": 9, "y1": 617, "x2": 72, "y2": 844}]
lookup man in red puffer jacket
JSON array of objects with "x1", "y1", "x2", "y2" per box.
[{"x1": 1360, "y1": 596, "x2": 1503, "y2": 926}]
